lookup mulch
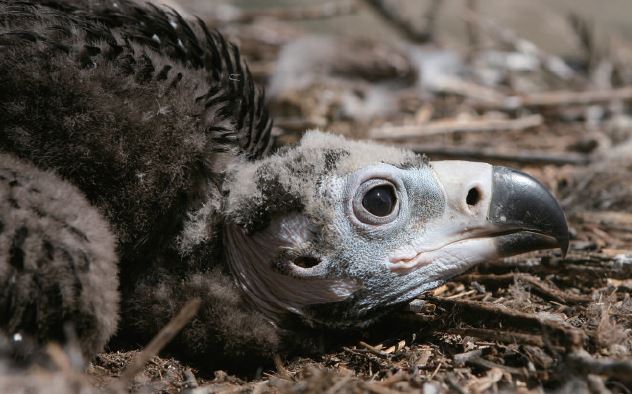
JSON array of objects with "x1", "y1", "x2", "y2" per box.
[{"x1": 3, "y1": 1, "x2": 632, "y2": 392}]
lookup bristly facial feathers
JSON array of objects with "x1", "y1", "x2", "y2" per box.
[
  {"x1": 224, "y1": 131, "x2": 443, "y2": 327},
  {"x1": 223, "y1": 132, "x2": 427, "y2": 321}
]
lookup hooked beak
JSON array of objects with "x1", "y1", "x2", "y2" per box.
[
  {"x1": 389, "y1": 161, "x2": 569, "y2": 273},
  {"x1": 488, "y1": 166, "x2": 569, "y2": 257}
]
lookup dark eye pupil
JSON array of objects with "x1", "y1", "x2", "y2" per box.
[{"x1": 362, "y1": 185, "x2": 396, "y2": 217}]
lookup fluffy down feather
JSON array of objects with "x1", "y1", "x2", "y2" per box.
[
  {"x1": 0, "y1": 0, "x2": 279, "y2": 367},
  {"x1": 0, "y1": 154, "x2": 119, "y2": 356}
]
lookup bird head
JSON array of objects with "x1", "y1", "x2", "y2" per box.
[{"x1": 223, "y1": 131, "x2": 568, "y2": 327}]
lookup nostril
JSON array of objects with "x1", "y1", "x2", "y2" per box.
[
  {"x1": 466, "y1": 187, "x2": 482, "y2": 207},
  {"x1": 293, "y1": 256, "x2": 320, "y2": 269}
]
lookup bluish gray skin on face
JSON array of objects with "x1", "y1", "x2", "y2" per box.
[
  {"x1": 318, "y1": 164, "x2": 446, "y2": 315},
  {"x1": 224, "y1": 131, "x2": 569, "y2": 328}
]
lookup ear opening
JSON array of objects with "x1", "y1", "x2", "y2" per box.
[
  {"x1": 292, "y1": 256, "x2": 321, "y2": 269},
  {"x1": 224, "y1": 213, "x2": 359, "y2": 319}
]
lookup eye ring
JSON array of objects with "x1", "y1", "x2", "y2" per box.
[{"x1": 352, "y1": 179, "x2": 400, "y2": 225}]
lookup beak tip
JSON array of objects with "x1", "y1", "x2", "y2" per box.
[
  {"x1": 559, "y1": 230, "x2": 570, "y2": 257},
  {"x1": 490, "y1": 166, "x2": 570, "y2": 260},
  {"x1": 560, "y1": 239, "x2": 569, "y2": 258},
  {"x1": 557, "y1": 214, "x2": 570, "y2": 258}
]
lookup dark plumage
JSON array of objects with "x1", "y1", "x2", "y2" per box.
[
  {"x1": 0, "y1": 154, "x2": 118, "y2": 356},
  {"x1": 1, "y1": 0, "x2": 276, "y2": 367},
  {"x1": 0, "y1": 0, "x2": 569, "y2": 370}
]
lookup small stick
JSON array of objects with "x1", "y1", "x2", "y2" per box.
[
  {"x1": 421, "y1": 0, "x2": 442, "y2": 42},
  {"x1": 457, "y1": 273, "x2": 592, "y2": 304},
  {"x1": 45, "y1": 343, "x2": 89, "y2": 385},
  {"x1": 360, "y1": 0, "x2": 438, "y2": 44},
  {"x1": 429, "y1": 361, "x2": 442, "y2": 379},
  {"x1": 402, "y1": 144, "x2": 590, "y2": 166},
  {"x1": 465, "y1": 0, "x2": 480, "y2": 59},
  {"x1": 46, "y1": 343, "x2": 73, "y2": 373},
  {"x1": 566, "y1": 350, "x2": 632, "y2": 384},
  {"x1": 118, "y1": 298, "x2": 201, "y2": 383},
  {"x1": 369, "y1": 114, "x2": 542, "y2": 139},
  {"x1": 510, "y1": 86, "x2": 632, "y2": 108},
  {"x1": 428, "y1": 78, "x2": 507, "y2": 105},
  {"x1": 465, "y1": 355, "x2": 528, "y2": 377},
  {"x1": 448, "y1": 327, "x2": 548, "y2": 348},
  {"x1": 444, "y1": 290, "x2": 477, "y2": 300},
  {"x1": 214, "y1": 1, "x2": 358, "y2": 24},
  {"x1": 358, "y1": 341, "x2": 390, "y2": 358},
  {"x1": 273, "y1": 354, "x2": 292, "y2": 380},
  {"x1": 574, "y1": 210, "x2": 632, "y2": 227},
  {"x1": 470, "y1": 86, "x2": 632, "y2": 109},
  {"x1": 428, "y1": 296, "x2": 585, "y2": 349}
]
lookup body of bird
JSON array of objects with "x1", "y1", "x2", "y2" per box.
[{"x1": 0, "y1": 0, "x2": 569, "y2": 369}]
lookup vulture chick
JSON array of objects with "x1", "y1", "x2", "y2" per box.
[{"x1": 0, "y1": 0, "x2": 569, "y2": 368}]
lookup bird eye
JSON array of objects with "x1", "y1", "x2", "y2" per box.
[
  {"x1": 352, "y1": 179, "x2": 400, "y2": 225},
  {"x1": 362, "y1": 185, "x2": 396, "y2": 217}
]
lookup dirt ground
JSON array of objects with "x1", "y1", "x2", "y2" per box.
[{"x1": 3, "y1": 1, "x2": 632, "y2": 393}]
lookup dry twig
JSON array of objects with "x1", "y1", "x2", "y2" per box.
[
  {"x1": 369, "y1": 114, "x2": 542, "y2": 139},
  {"x1": 427, "y1": 78, "x2": 507, "y2": 105},
  {"x1": 45, "y1": 343, "x2": 90, "y2": 386},
  {"x1": 566, "y1": 350, "x2": 632, "y2": 384},
  {"x1": 360, "y1": 0, "x2": 440, "y2": 44},
  {"x1": 358, "y1": 341, "x2": 391, "y2": 358},
  {"x1": 404, "y1": 144, "x2": 590, "y2": 166},
  {"x1": 428, "y1": 296, "x2": 585, "y2": 349},
  {"x1": 215, "y1": 1, "x2": 358, "y2": 24},
  {"x1": 448, "y1": 327, "x2": 546, "y2": 348},
  {"x1": 117, "y1": 299, "x2": 201, "y2": 385},
  {"x1": 505, "y1": 86, "x2": 632, "y2": 109},
  {"x1": 457, "y1": 273, "x2": 592, "y2": 304},
  {"x1": 465, "y1": 0, "x2": 480, "y2": 56}
]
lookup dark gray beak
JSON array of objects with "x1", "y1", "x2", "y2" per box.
[
  {"x1": 489, "y1": 167, "x2": 569, "y2": 257},
  {"x1": 390, "y1": 161, "x2": 569, "y2": 274}
]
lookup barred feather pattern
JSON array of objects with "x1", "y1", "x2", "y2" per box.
[
  {"x1": 2, "y1": 0, "x2": 273, "y2": 160},
  {"x1": 0, "y1": 154, "x2": 119, "y2": 356},
  {"x1": 0, "y1": 0, "x2": 281, "y2": 365},
  {"x1": 0, "y1": 0, "x2": 273, "y2": 262}
]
